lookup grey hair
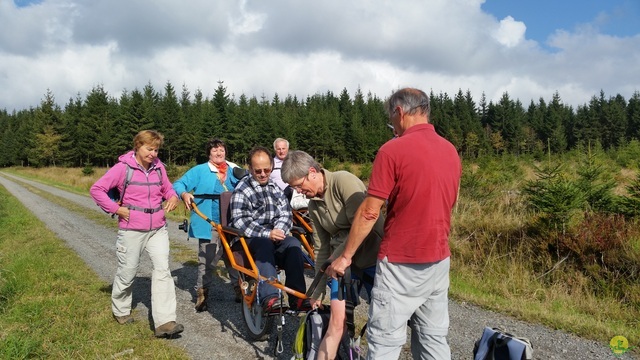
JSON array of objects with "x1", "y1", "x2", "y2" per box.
[
  {"x1": 273, "y1": 137, "x2": 289, "y2": 150},
  {"x1": 385, "y1": 88, "x2": 431, "y2": 119},
  {"x1": 281, "y1": 150, "x2": 321, "y2": 184}
]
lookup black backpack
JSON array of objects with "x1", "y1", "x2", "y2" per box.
[{"x1": 292, "y1": 268, "x2": 362, "y2": 360}]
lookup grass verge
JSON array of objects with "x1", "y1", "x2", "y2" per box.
[
  {"x1": 0, "y1": 170, "x2": 197, "y2": 265},
  {"x1": 449, "y1": 265, "x2": 640, "y2": 344},
  {"x1": 0, "y1": 184, "x2": 189, "y2": 359}
]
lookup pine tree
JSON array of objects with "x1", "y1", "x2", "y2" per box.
[
  {"x1": 60, "y1": 94, "x2": 84, "y2": 166},
  {"x1": 159, "y1": 81, "x2": 181, "y2": 163},
  {"x1": 618, "y1": 172, "x2": 640, "y2": 217},
  {"x1": 626, "y1": 91, "x2": 640, "y2": 140},
  {"x1": 28, "y1": 91, "x2": 64, "y2": 166},
  {"x1": 523, "y1": 163, "x2": 584, "y2": 231},
  {"x1": 575, "y1": 146, "x2": 615, "y2": 213}
]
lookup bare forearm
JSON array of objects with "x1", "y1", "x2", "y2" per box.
[
  {"x1": 328, "y1": 195, "x2": 384, "y2": 278},
  {"x1": 341, "y1": 196, "x2": 383, "y2": 260},
  {"x1": 341, "y1": 214, "x2": 374, "y2": 260}
]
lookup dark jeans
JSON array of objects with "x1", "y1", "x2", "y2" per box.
[{"x1": 247, "y1": 235, "x2": 306, "y2": 305}]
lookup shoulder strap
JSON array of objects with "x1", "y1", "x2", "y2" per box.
[
  {"x1": 118, "y1": 165, "x2": 135, "y2": 204},
  {"x1": 338, "y1": 267, "x2": 356, "y2": 340},
  {"x1": 305, "y1": 308, "x2": 330, "y2": 359},
  {"x1": 291, "y1": 312, "x2": 307, "y2": 359},
  {"x1": 118, "y1": 166, "x2": 163, "y2": 204}
]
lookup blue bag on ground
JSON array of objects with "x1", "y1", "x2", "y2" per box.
[{"x1": 473, "y1": 327, "x2": 533, "y2": 360}]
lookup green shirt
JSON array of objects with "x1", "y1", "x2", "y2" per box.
[{"x1": 308, "y1": 169, "x2": 384, "y2": 300}]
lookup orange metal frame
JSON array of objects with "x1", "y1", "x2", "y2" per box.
[
  {"x1": 190, "y1": 202, "x2": 310, "y2": 302},
  {"x1": 292, "y1": 209, "x2": 315, "y2": 261}
]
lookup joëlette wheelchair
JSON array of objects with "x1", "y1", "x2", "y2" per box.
[
  {"x1": 183, "y1": 191, "x2": 317, "y2": 353},
  {"x1": 293, "y1": 208, "x2": 315, "y2": 263}
]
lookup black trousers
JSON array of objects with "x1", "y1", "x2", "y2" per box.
[{"x1": 247, "y1": 235, "x2": 306, "y2": 305}]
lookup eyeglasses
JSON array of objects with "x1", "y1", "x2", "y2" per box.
[
  {"x1": 392, "y1": 104, "x2": 425, "y2": 117},
  {"x1": 253, "y1": 168, "x2": 272, "y2": 175},
  {"x1": 291, "y1": 173, "x2": 310, "y2": 191}
]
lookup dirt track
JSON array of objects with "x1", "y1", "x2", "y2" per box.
[{"x1": 0, "y1": 171, "x2": 634, "y2": 359}]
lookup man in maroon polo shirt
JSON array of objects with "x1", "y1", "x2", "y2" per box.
[{"x1": 327, "y1": 87, "x2": 461, "y2": 360}]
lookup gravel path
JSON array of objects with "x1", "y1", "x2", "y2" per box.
[{"x1": 0, "y1": 171, "x2": 634, "y2": 360}]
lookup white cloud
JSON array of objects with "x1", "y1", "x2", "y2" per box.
[
  {"x1": 493, "y1": 16, "x2": 527, "y2": 48},
  {"x1": 228, "y1": 0, "x2": 266, "y2": 36},
  {"x1": 0, "y1": 0, "x2": 637, "y2": 112}
]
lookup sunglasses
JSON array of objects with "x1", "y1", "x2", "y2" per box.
[{"x1": 253, "y1": 168, "x2": 272, "y2": 175}]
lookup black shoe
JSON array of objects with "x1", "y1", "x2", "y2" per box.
[
  {"x1": 262, "y1": 295, "x2": 288, "y2": 313},
  {"x1": 290, "y1": 298, "x2": 312, "y2": 312},
  {"x1": 195, "y1": 288, "x2": 208, "y2": 312},
  {"x1": 233, "y1": 285, "x2": 242, "y2": 303}
]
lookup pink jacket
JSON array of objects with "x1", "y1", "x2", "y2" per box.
[{"x1": 90, "y1": 151, "x2": 178, "y2": 231}]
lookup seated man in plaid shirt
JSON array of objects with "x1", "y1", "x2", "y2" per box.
[{"x1": 230, "y1": 146, "x2": 311, "y2": 313}]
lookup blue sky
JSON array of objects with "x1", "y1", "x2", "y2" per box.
[
  {"x1": 482, "y1": 0, "x2": 639, "y2": 47},
  {"x1": 14, "y1": 0, "x2": 40, "y2": 6},
  {"x1": 1, "y1": 0, "x2": 638, "y2": 111}
]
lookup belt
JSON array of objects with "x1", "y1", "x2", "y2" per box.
[{"x1": 126, "y1": 205, "x2": 163, "y2": 214}]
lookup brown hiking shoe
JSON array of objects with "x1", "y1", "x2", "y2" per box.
[
  {"x1": 195, "y1": 288, "x2": 208, "y2": 312},
  {"x1": 154, "y1": 321, "x2": 184, "y2": 338},
  {"x1": 233, "y1": 285, "x2": 242, "y2": 303},
  {"x1": 113, "y1": 314, "x2": 134, "y2": 325}
]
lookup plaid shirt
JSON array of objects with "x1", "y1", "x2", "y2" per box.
[{"x1": 230, "y1": 175, "x2": 293, "y2": 238}]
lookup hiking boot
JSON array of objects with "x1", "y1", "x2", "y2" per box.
[
  {"x1": 154, "y1": 321, "x2": 184, "y2": 338},
  {"x1": 113, "y1": 314, "x2": 134, "y2": 325},
  {"x1": 290, "y1": 298, "x2": 312, "y2": 312},
  {"x1": 195, "y1": 288, "x2": 208, "y2": 312},
  {"x1": 262, "y1": 295, "x2": 288, "y2": 313},
  {"x1": 233, "y1": 285, "x2": 242, "y2": 303}
]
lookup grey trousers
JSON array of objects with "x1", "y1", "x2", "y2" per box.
[
  {"x1": 197, "y1": 232, "x2": 239, "y2": 289},
  {"x1": 366, "y1": 256, "x2": 451, "y2": 360}
]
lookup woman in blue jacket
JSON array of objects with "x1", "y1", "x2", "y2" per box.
[{"x1": 173, "y1": 138, "x2": 242, "y2": 311}]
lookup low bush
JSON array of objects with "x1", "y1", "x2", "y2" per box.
[
  {"x1": 81, "y1": 163, "x2": 95, "y2": 176},
  {"x1": 359, "y1": 162, "x2": 372, "y2": 181}
]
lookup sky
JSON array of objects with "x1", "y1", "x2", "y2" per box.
[{"x1": 0, "y1": 0, "x2": 638, "y2": 112}]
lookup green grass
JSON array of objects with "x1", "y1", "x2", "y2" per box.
[
  {"x1": 450, "y1": 265, "x2": 640, "y2": 344},
  {"x1": 0, "y1": 184, "x2": 190, "y2": 359}
]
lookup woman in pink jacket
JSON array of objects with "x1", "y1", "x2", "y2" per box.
[{"x1": 90, "y1": 130, "x2": 183, "y2": 338}]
